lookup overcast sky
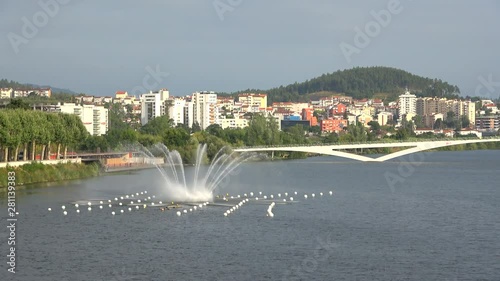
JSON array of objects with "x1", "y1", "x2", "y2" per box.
[{"x1": 1, "y1": 0, "x2": 499, "y2": 98}]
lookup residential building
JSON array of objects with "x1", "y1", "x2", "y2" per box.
[
  {"x1": 0, "y1": 88, "x2": 13, "y2": 99},
  {"x1": 320, "y1": 118, "x2": 348, "y2": 133},
  {"x1": 193, "y1": 91, "x2": 218, "y2": 130},
  {"x1": 398, "y1": 90, "x2": 417, "y2": 121},
  {"x1": 58, "y1": 103, "x2": 108, "y2": 136},
  {"x1": 218, "y1": 116, "x2": 249, "y2": 129},
  {"x1": 168, "y1": 97, "x2": 187, "y2": 126},
  {"x1": 475, "y1": 116, "x2": 499, "y2": 130},
  {"x1": 140, "y1": 89, "x2": 170, "y2": 125},
  {"x1": 238, "y1": 93, "x2": 267, "y2": 109},
  {"x1": 377, "y1": 112, "x2": 393, "y2": 126},
  {"x1": 302, "y1": 108, "x2": 318, "y2": 126}
]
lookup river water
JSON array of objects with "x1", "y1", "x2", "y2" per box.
[{"x1": 1, "y1": 150, "x2": 499, "y2": 281}]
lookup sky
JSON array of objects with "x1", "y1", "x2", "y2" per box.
[{"x1": 1, "y1": 0, "x2": 499, "y2": 99}]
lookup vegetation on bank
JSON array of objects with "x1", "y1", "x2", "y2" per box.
[{"x1": 0, "y1": 162, "x2": 99, "y2": 188}]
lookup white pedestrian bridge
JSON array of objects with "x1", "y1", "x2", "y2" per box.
[{"x1": 234, "y1": 137, "x2": 500, "y2": 162}]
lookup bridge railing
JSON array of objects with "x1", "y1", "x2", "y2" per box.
[{"x1": 233, "y1": 136, "x2": 500, "y2": 150}]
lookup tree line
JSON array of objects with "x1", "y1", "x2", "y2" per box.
[{"x1": 0, "y1": 109, "x2": 88, "y2": 162}]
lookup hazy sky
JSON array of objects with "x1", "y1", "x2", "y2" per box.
[{"x1": 1, "y1": 0, "x2": 499, "y2": 99}]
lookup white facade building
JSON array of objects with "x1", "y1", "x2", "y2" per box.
[
  {"x1": 59, "y1": 103, "x2": 108, "y2": 136},
  {"x1": 193, "y1": 91, "x2": 218, "y2": 130},
  {"x1": 168, "y1": 97, "x2": 187, "y2": 126},
  {"x1": 140, "y1": 89, "x2": 169, "y2": 125},
  {"x1": 398, "y1": 90, "x2": 417, "y2": 121}
]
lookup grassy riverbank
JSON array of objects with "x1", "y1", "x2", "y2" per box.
[{"x1": 0, "y1": 162, "x2": 100, "y2": 188}]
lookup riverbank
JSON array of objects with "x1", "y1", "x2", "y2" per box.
[{"x1": 0, "y1": 162, "x2": 100, "y2": 188}]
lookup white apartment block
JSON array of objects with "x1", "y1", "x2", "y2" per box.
[
  {"x1": 140, "y1": 89, "x2": 169, "y2": 125},
  {"x1": 193, "y1": 91, "x2": 218, "y2": 130},
  {"x1": 168, "y1": 97, "x2": 187, "y2": 126},
  {"x1": 217, "y1": 116, "x2": 248, "y2": 129},
  {"x1": 58, "y1": 103, "x2": 108, "y2": 136},
  {"x1": 398, "y1": 90, "x2": 417, "y2": 121}
]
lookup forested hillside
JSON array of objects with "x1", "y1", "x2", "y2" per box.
[{"x1": 229, "y1": 67, "x2": 461, "y2": 104}]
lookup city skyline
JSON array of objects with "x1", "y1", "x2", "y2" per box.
[{"x1": 1, "y1": 1, "x2": 499, "y2": 98}]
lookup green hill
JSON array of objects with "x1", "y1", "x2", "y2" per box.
[{"x1": 230, "y1": 66, "x2": 461, "y2": 104}]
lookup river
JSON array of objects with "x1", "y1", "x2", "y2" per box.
[{"x1": 1, "y1": 150, "x2": 499, "y2": 281}]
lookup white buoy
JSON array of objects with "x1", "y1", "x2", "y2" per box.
[
  {"x1": 131, "y1": 195, "x2": 134, "y2": 198},
  {"x1": 203, "y1": 203, "x2": 207, "y2": 206},
  {"x1": 148, "y1": 196, "x2": 151, "y2": 200},
  {"x1": 100, "y1": 201, "x2": 103, "y2": 204},
  {"x1": 246, "y1": 198, "x2": 249, "y2": 202},
  {"x1": 263, "y1": 195, "x2": 267, "y2": 199},
  {"x1": 87, "y1": 207, "x2": 91, "y2": 211},
  {"x1": 329, "y1": 191, "x2": 333, "y2": 195},
  {"x1": 199, "y1": 204, "x2": 203, "y2": 208},
  {"x1": 138, "y1": 200, "x2": 141, "y2": 203},
  {"x1": 100, "y1": 206, "x2": 103, "y2": 209},
  {"x1": 194, "y1": 206, "x2": 197, "y2": 210},
  {"x1": 135, "y1": 206, "x2": 139, "y2": 210},
  {"x1": 119, "y1": 202, "x2": 123, "y2": 206},
  {"x1": 126, "y1": 195, "x2": 129, "y2": 199},
  {"x1": 112, "y1": 211, "x2": 115, "y2": 215},
  {"x1": 270, "y1": 195, "x2": 274, "y2": 199},
  {"x1": 224, "y1": 213, "x2": 228, "y2": 217},
  {"x1": 76, "y1": 209, "x2": 80, "y2": 213},
  {"x1": 290, "y1": 197, "x2": 294, "y2": 201},
  {"x1": 189, "y1": 209, "x2": 193, "y2": 212},
  {"x1": 48, "y1": 208, "x2": 52, "y2": 211},
  {"x1": 108, "y1": 200, "x2": 111, "y2": 203},
  {"x1": 152, "y1": 195, "x2": 155, "y2": 198},
  {"x1": 130, "y1": 201, "x2": 134, "y2": 204},
  {"x1": 255, "y1": 197, "x2": 259, "y2": 200},
  {"x1": 320, "y1": 192, "x2": 323, "y2": 196},
  {"x1": 128, "y1": 207, "x2": 132, "y2": 212},
  {"x1": 250, "y1": 192, "x2": 254, "y2": 197},
  {"x1": 120, "y1": 197, "x2": 124, "y2": 200},
  {"x1": 144, "y1": 191, "x2": 147, "y2": 194},
  {"x1": 235, "y1": 205, "x2": 239, "y2": 209},
  {"x1": 63, "y1": 211, "x2": 67, "y2": 215},
  {"x1": 312, "y1": 193, "x2": 315, "y2": 198},
  {"x1": 152, "y1": 203, "x2": 155, "y2": 206},
  {"x1": 114, "y1": 198, "x2": 118, "y2": 201},
  {"x1": 304, "y1": 194, "x2": 308, "y2": 199},
  {"x1": 159, "y1": 201, "x2": 162, "y2": 204},
  {"x1": 237, "y1": 195, "x2": 241, "y2": 198},
  {"x1": 283, "y1": 199, "x2": 287, "y2": 202},
  {"x1": 230, "y1": 196, "x2": 234, "y2": 199},
  {"x1": 294, "y1": 191, "x2": 298, "y2": 195},
  {"x1": 277, "y1": 193, "x2": 281, "y2": 198},
  {"x1": 259, "y1": 192, "x2": 262, "y2": 195},
  {"x1": 108, "y1": 204, "x2": 112, "y2": 208},
  {"x1": 61, "y1": 205, "x2": 66, "y2": 210},
  {"x1": 140, "y1": 192, "x2": 144, "y2": 195},
  {"x1": 143, "y1": 204, "x2": 147, "y2": 209},
  {"x1": 136, "y1": 193, "x2": 139, "y2": 196},
  {"x1": 244, "y1": 193, "x2": 247, "y2": 197},
  {"x1": 74, "y1": 204, "x2": 79, "y2": 208},
  {"x1": 183, "y1": 210, "x2": 187, "y2": 214},
  {"x1": 284, "y1": 192, "x2": 288, "y2": 196},
  {"x1": 120, "y1": 210, "x2": 124, "y2": 213},
  {"x1": 176, "y1": 211, "x2": 181, "y2": 216}
]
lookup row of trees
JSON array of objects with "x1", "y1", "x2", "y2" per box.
[{"x1": 0, "y1": 110, "x2": 88, "y2": 162}]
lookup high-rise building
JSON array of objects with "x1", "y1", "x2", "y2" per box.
[
  {"x1": 168, "y1": 97, "x2": 186, "y2": 126},
  {"x1": 140, "y1": 89, "x2": 169, "y2": 125},
  {"x1": 193, "y1": 91, "x2": 218, "y2": 130},
  {"x1": 398, "y1": 90, "x2": 417, "y2": 121}
]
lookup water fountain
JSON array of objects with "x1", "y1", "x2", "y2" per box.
[{"x1": 140, "y1": 143, "x2": 256, "y2": 203}]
